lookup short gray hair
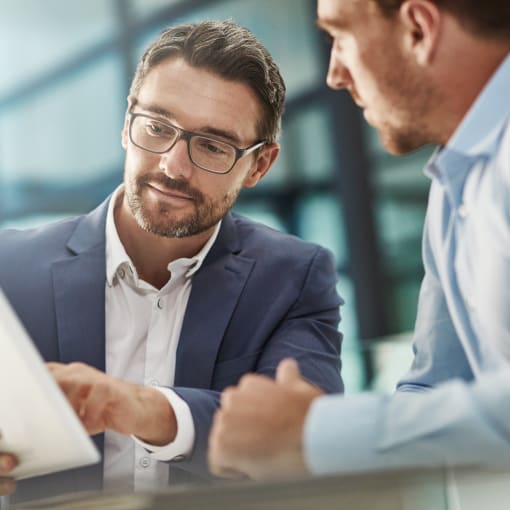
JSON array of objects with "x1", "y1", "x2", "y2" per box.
[{"x1": 130, "y1": 20, "x2": 286, "y2": 144}]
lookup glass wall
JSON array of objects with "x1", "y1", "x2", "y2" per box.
[{"x1": 0, "y1": 0, "x2": 431, "y2": 392}]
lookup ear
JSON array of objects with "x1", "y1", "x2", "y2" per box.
[
  {"x1": 399, "y1": 0, "x2": 442, "y2": 65},
  {"x1": 243, "y1": 143, "x2": 280, "y2": 188},
  {"x1": 121, "y1": 96, "x2": 134, "y2": 150}
]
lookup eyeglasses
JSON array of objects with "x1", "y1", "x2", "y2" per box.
[{"x1": 128, "y1": 113, "x2": 266, "y2": 174}]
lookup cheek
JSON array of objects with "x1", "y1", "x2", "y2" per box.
[
  {"x1": 121, "y1": 127, "x2": 129, "y2": 149},
  {"x1": 354, "y1": 63, "x2": 389, "y2": 107},
  {"x1": 125, "y1": 148, "x2": 156, "y2": 174},
  {"x1": 206, "y1": 174, "x2": 244, "y2": 202}
]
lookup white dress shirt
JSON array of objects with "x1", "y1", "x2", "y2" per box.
[{"x1": 103, "y1": 186, "x2": 220, "y2": 491}]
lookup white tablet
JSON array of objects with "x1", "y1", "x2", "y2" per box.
[{"x1": 0, "y1": 288, "x2": 100, "y2": 480}]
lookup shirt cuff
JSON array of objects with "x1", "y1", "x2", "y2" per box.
[{"x1": 132, "y1": 387, "x2": 195, "y2": 461}]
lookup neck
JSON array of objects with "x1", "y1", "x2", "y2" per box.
[
  {"x1": 433, "y1": 20, "x2": 510, "y2": 144},
  {"x1": 114, "y1": 196, "x2": 215, "y2": 289}
]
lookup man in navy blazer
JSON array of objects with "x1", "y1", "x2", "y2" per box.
[{"x1": 0, "y1": 21, "x2": 342, "y2": 501}]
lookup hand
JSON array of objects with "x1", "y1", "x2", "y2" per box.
[
  {"x1": 47, "y1": 362, "x2": 176, "y2": 445},
  {"x1": 208, "y1": 358, "x2": 324, "y2": 480},
  {"x1": 0, "y1": 453, "x2": 17, "y2": 495}
]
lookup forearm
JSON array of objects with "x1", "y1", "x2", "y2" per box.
[{"x1": 306, "y1": 371, "x2": 510, "y2": 476}]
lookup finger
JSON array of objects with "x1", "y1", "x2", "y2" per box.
[
  {"x1": 46, "y1": 361, "x2": 65, "y2": 372},
  {"x1": 276, "y1": 358, "x2": 301, "y2": 385},
  {"x1": 54, "y1": 379, "x2": 90, "y2": 417},
  {"x1": 208, "y1": 437, "x2": 247, "y2": 480},
  {"x1": 237, "y1": 373, "x2": 266, "y2": 389},
  {"x1": 79, "y1": 381, "x2": 111, "y2": 433},
  {"x1": 211, "y1": 464, "x2": 248, "y2": 480},
  {"x1": 219, "y1": 386, "x2": 236, "y2": 408}
]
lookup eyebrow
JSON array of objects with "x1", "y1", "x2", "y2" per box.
[
  {"x1": 316, "y1": 19, "x2": 330, "y2": 31},
  {"x1": 316, "y1": 17, "x2": 348, "y2": 33},
  {"x1": 136, "y1": 101, "x2": 174, "y2": 119},
  {"x1": 134, "y1": 100, "x2": 243, "y2": 145}
]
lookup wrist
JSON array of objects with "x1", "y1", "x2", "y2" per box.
[{"x1": 133, "y1": 385, "x2": 177, "y2": 445}]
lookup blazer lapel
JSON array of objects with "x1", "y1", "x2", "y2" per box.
[
  {"x1": 51, "y1": 199, "x2": 109, "y2": 371},
  {"x1": 175, "y1": 214, "x2": 254, "y2": 388}
]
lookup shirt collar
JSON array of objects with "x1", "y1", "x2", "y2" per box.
[
  {"x1": 177, "y1": 219, "x2": 221, "y2": 279},
  {"x1": 106, "y1": 186, "x2": 131, "y2": 287},
  {"x1": 105, "y1": 185, "x2": 221, "y2": 287}
]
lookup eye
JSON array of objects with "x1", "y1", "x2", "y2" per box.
[
  {"x1": 145, "y1": 120, "x2": 172, "y2": 137},
  {"x1": 196, "y1": 137, "x2": 229, "y2": 156},
  {"x1": 148, "y1": 123, "x2": 162, "y2": 134},
  {"x1": 206, "y1": 143, "x2": 226, "y2": 155}
]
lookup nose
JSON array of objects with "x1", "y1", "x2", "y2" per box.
[
  {"x1": 158, "y1": 138, "x2": 194, "y2": 180},
  {"x1": 326, "y1": 47, "x2": 351, "y2": 90}
]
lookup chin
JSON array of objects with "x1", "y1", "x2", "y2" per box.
[{"x1": 379, "y1": 129, "x2": 427, "y2": 156}]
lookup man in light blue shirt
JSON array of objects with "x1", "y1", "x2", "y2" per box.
[{"x1": 208, "y1": 0, "x2": 510, "y2": 479}]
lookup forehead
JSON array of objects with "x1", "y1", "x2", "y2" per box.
[
  {"x1": 317, "y1": 0, "x2": 375, "y2": 32},
  {"x1": 136, "y1": 57, "x2": 261, "y2": 142}
]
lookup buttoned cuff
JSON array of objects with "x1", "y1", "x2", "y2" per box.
[{"x1": 132, "y1": 387, "x2": 195, "y2": 461}]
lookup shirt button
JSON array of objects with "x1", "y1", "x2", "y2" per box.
[
  {"x1": 466, "y1": 298, "x2": 476, "y2": 311},
  {"x1": 458, "y1": 204, "x2": 469, "y2": 218},
  {"x1": 157, "y1": 298, "x2": 163, "y2": 309},
  {"x1": 118, "y1": 268, "x2": 125, "y2": 279},
  {"x1": 139, "y1": 457, "x2": 151, "y2": 468},
  {"x1": 148, "y1": 379, "x2": 160, "y2": 386}
]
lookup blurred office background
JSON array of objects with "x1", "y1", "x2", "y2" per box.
[{"x1": 0, "y1": 0, "x2": 433, "y2": 393}]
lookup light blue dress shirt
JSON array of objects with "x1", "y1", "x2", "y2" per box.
[{"x1": 305, "y1": 53, "x2": 510, "y2": 474}]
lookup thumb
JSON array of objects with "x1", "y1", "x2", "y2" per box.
[{"x1": 276, "y1": 358, "x2": 301, "y2": 385}]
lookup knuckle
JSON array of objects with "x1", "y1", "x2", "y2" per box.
[
  {"x1": 220, "y1": 386, "x2": 236, "y2": 407},
  {"x1": 68, "y1": 361, "x2": 85, "y2": 371},
  {"x1": 238, "y1": 374, "x2": 255, "y2": 387}
]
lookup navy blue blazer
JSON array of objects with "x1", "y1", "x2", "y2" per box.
[{"x1": 0, "y1": 198, "x2": 343, "y2": 501}]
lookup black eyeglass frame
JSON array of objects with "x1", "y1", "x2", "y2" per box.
[{"x1": 128, "y1": 112, "x2": 267, "y2": 175}]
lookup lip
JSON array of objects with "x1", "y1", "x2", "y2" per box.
[{"x1": 148, "y1": 183, "x2": 195, "y2": 201}]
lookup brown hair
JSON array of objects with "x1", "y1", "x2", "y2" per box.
[
  {"x1": 130, "y1": 20, "x2": 286, "y2": 144},
  {"x1": 372, "y1": 0, "x2": 510, "y2": 39}
]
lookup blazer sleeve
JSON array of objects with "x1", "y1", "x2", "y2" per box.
[{"x1": 171, "y1": 246, "x2": 343, "y2": 480}]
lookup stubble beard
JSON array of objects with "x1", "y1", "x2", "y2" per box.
[
  {"x1": 369, "y1": 49, "x2": 440, "y2": 155},
  {"x1": 125, "y1": 173, "x2": 241, "y2": 238},
  {"x1": 379, "y1": 124, "x2": 433, "y2": 155},
  {"x1": 377, "y1": 90, "x2": 438, "y2": 155}
]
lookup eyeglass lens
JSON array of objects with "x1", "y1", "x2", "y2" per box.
[{"x1": 131, "y1": 115, "x2": 237, "y2": 173}]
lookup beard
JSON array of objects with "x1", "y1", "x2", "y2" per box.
[
  {"x1": 125, "y1": 172, "x2": 241, "y2": 238},
  {"x1": 377, "y1": 120, "x2": 435, "y2": 155},
  {"x1": 359, "y1": 46, "x2": 441, "y2": 155},
  {"x1": 370, "y1": 83, "x2": 439, "y2": 155}
]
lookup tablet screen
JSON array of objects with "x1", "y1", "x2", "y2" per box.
[{"x1": 0, "y1": 289, "x2": 100, "y2": 480}]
